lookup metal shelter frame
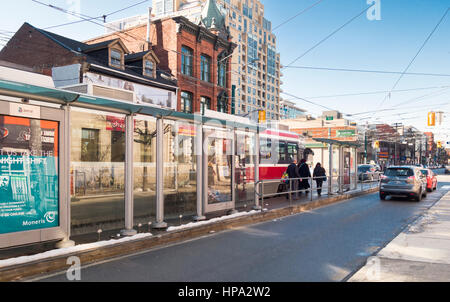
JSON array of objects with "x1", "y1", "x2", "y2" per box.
[{"x1": 313, "y1": 138, "x2": 360, "y2": 195}]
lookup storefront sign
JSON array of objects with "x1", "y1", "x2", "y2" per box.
[
  {"x1": 178, "y1": 125, "x2": 196, "y2": 137},
  {"x1": 106, "y1": 116, "x2": 125, "y2": 132},
  {"x1": 0, "y1": 115, "x2": 59, "y2": 234}
]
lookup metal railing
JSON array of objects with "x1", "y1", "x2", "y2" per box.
[{"x1": 255, "y1": 173, "x2": 380, "y2": 211}]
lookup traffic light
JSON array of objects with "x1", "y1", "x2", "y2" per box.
[
  {"x1": 374, "y1": 141, "x2": 380, "y2": 149},
  {"x1": 258, "y1": 110, "x2": 266, "y2": 123},
  {"x1": 428, "y1": 112, "x2": 436, "y2": 127},
  {"x1": 437, "y1": 141, "x2": 443, "y2": 149}
]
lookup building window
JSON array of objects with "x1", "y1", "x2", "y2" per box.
[
  {"x1": 181, "y1": 46, "x2": 193, "y2": 76},
  {"x1": 217, "y1": 94, "x2": 228, "y2": 113},
  {"x1": 81, "y1": 128, "x2": 100, "y2": 162},
  {"x1": 181, "y1": 91, "x2": 193, "y2": 113},
  {"x1": 200, "y1": 55, "x2": 211, "y2": 82},
  {"x1": 111, "y1": 130, "x2": 125, "y2": 162},
  {"x1": 218, "y1": 62, "x2": 226, "y2": 88},
  {"x1": 201, "y1": 96, "x2": 211, "y2": 115},
  {"x1": 110, "y1": 49, "x2": 123, "y2": 69},
  {"x1": 143, "y1": 60, "x2": 156, "y2": 78}
]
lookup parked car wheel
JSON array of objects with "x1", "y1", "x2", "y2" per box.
[{"x1": 414, "y1": 190, "x2": 422, "y2": 202}]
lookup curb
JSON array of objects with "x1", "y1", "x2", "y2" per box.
[{"x1": 0, "y1": 187, "x2": 379, "y2": 282}]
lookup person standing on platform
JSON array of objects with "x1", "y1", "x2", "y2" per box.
[
  {"x1": 313, "y1": 163, "x2": 327, "y2": 196},
  {"x1": 286, "y1": 158, "x2": 300, "y2": 199},
  {"x1": 298, "y1": 159, "x2": 311, "y2": 194}
]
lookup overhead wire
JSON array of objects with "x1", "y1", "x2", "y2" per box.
[
  {"x1": 375, "y1": 7, "x2": 450, "y2": 112},
  {"x1": 31, "y1": 0, "x2": 199, "y2": 59},
  {"x1": 282, "y1": 2, "x2": 376, "y2": 68},
  {"x1": 284, "y1": 65, "x2": 450, "y2": 78},
  {"x1": 42, "y1": 0, "x2": 149, "y2": 30},
  {"x1": 302, "y1": 85, "x2": 450, "y2": 100},
  {"x1": 272, "y1": 0, "x2": 325, "y2": 31}
]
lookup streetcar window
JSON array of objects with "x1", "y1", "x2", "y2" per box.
[
  {"x1": 278, "y1": 141, "x2": 288, "y2": 164},
  {"x1": 287, "y1": 142, "x2": 298, "y2": 162},
  {"x1": 260, "y1": 138, "x2": 272, "y2": 160}
]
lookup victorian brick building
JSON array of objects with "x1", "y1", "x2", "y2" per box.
[{"x1": 86, "y1": 0, "x2": 236, "y2": 114}]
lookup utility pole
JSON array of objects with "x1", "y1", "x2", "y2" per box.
[{"x1": 392, "y1": 123, "x2": 403, "y2": 165}]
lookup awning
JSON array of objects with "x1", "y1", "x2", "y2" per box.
[{"x1": 0, "y1": 79, "x2": 262, "y2": 131}]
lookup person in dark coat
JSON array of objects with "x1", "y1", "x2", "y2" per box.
[
  {"x1": 286, "y1": 158, "x2": 300, "y2": 199},
  {"x1": 313, "y1": 163, "x2": 327, "y2": 196},
  {"x1": 298, "y1": 159, "x2": 311, "y2": 194}
]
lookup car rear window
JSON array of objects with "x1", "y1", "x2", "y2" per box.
[
  {"x1": 421, "y1": 170, "x2": 429, "y2": 176},
  {"x1": 358, "y1": 166, "x2": 371, "y2": 172},
  {"x1": 385, "y1": 168, "x2": 414, "y2": 177}
]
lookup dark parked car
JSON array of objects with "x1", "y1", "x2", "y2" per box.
[
  {"x1": 358, "y1": 164, "x2": 380, "y2": 182},
  {"x1": 380, "y1": 166, "x2": 427, "y2": 201}
]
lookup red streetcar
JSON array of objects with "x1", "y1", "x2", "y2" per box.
[{"x1": 258, "y1": 129, "x2": 306, "y2": 180}]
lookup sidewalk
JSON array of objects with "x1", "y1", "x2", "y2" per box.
[{"x1": 349, "y1": 191, "x2": 450, "y2": 282}]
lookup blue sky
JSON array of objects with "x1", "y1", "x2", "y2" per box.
[{"x1": 0, "y1": 0, "x2": 449, "y2": 138}]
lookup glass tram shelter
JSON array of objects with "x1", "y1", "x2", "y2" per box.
[{"x1": 0, "y1": 73, "x2": 263, "y2": 249}]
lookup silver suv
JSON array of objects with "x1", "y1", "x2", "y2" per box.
[{"x1": 380, "y1": 166, "x2": 427, "y2": 201}]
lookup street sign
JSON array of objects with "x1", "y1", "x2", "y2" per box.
[
  {"x1": 378, "y1": 152, "x2": 389, "y2": 159},
  {"x1": 336, "y1": 129, "x2": 355, "y2": 137},
  {"x1": 326, "y1": 116, "x2": 334, "y2": 121}
]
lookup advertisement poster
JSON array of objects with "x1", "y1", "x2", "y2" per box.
[
  {"x1": 0, "y1": 115, "x2": 59, "y2": 234},
  {"x1": 85, "y1": 72, "x2": 176, "y2": 110}
]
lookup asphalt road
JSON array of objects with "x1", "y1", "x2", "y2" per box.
[{"x1": 37, "y1": 174, "x2": 450, "y2": 282}]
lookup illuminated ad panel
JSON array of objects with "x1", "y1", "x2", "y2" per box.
[{"x1": 0, "y1": 115, "x2": 59, "y2": 234}]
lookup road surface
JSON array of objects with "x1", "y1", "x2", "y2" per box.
[{"x1": 37, "y1": 174, "x2": 450, "y2": 282}]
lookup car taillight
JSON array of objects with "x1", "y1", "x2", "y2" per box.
[{"x1": 406, "y1": 176, "x2": 415, "y2": 184}]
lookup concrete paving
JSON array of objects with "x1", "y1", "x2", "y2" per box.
[{"x1": 349, "y1": 174, "x2": 450, "y2": 282}]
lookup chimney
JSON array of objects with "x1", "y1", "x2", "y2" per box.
[{"x1": 146, "y1": 7, "x2": 152, "y2": 50}]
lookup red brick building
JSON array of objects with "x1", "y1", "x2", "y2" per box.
[{"x1": 86, "y1": 12, "x2": 236, "y2": 115}]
